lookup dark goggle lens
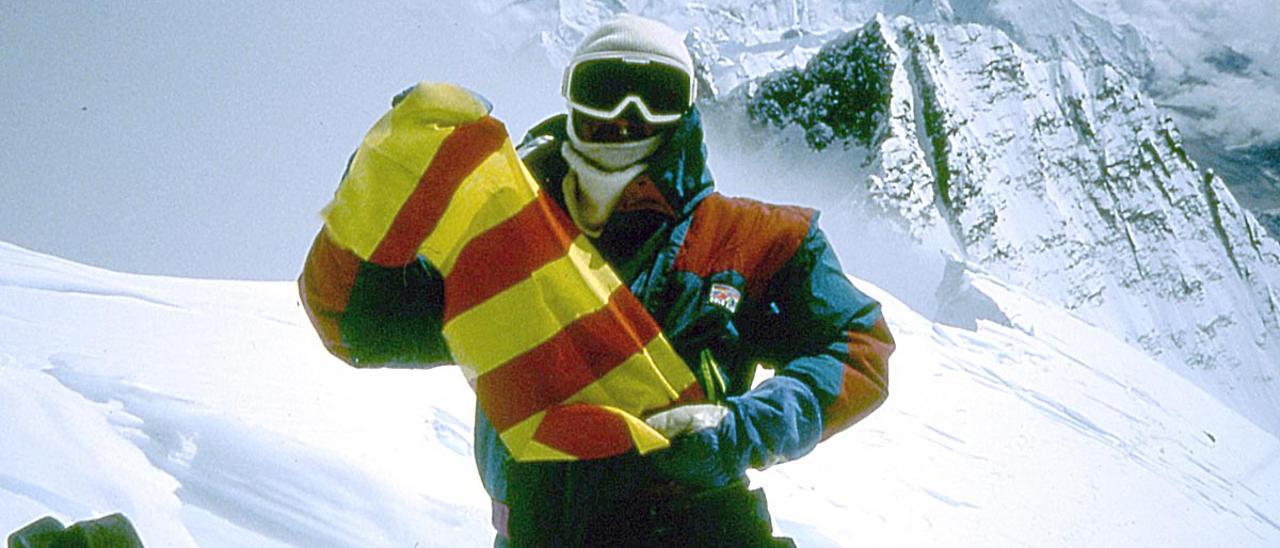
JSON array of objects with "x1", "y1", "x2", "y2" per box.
[{"x1": 569, "y1": 58, "x2": 690, "y2": 114}]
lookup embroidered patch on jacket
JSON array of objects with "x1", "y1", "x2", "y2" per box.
[{"x1": 708, "y1": 283, "x2": 741, "y2": 313}]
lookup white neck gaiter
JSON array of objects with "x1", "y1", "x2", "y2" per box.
[{"x1": 561, "y1": 136, "x2": 661, "y2": 237}]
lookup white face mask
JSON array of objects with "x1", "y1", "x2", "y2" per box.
[{"x1": 561, "y1": 142, "x2": 650, "y2": 237}]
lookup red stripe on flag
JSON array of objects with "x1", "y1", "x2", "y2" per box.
[
  {"x1": 443, "y1": 194, "x2": 580, "y2": 322},
  {"x1": 533, "y1": 404, "x2": 636, "y2": 460},
  {"x1": 369, "y1": 116, "x2": 508, "y2": 267},
  {"x1": 477, "y1": 287, "x2": 661, "y2": 431}
]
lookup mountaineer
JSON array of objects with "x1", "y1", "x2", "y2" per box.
[{"x1": 300, "y1": 14, "x2": 894, "y2": 547}]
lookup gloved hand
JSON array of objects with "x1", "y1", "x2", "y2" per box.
[
  {"x1": 643, "y1": 375, "x2": 825, "y2": 489},
  {"x1": 645, "y1": 403, "x2": 742, "y2": 489}
]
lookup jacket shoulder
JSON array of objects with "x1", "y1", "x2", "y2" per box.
[
  {"x1": 674, "y1": 193, "x2": 815, "y2": 299},
  {"x1": 516, "y1": 122, "x2": 568, "y2": 199}
]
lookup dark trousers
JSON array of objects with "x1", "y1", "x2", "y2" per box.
[
  {"x1": 498, "y1": 463, "x2": 795, "y2": 547},
  {"x1": 581, "y1": 481, "x2": 796, "y2": 548}
]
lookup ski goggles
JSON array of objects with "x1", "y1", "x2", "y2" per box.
[{"x1": 562, "y1": 53, "x2": 696, "y2": 124}]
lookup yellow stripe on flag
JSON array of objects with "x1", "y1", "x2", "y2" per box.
[
  {"x1": 603, "y1": 406, "x2": 671, "y2": 455},
  {"x1": 645, "y1": 334, "x2": 699, "y2": 394},
  {"x1": 499, "y1": 411, "x2": 545, "y2": 458},
  {"x1": 523, "y1": 440, "x2": 579, "y2": 461},
  {"x1": 393, "y1": 82, "x2": 491, "y2": 127},
  {"x1": 563, "y1": 338, "x2": 685, "y2": 415},
  {"x1": 418, "y1": 146, "x2": 540, "y2": 274},
  {"x1": 441, "y1": 236, "x2": 622, "y2": 375}
]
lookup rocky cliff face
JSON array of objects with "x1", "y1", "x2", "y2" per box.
[{"x1": 476, "y1": 1, "x2": 1280, "y2": 433}]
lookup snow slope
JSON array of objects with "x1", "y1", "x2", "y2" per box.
[
  {"x1": 2, "y1": 240, "x2": 1277, "y2": 546},
  {"x1": 0, "y1": 241, "x2": 489, "y2": 546}
]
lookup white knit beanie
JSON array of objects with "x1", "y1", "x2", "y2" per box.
[{"x1": 568, "y1": 14, "x2": 694, "y2": 89}]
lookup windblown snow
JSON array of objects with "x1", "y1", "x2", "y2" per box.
[{"x1": 2, "y1": 239, "x2": 1276, "y2": 546}]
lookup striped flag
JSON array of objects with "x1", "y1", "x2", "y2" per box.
[{"x1": 319, "y1": 82, "x2": 701, "y2": 461}]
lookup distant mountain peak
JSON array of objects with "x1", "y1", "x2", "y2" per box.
[{"x1": 727, "y1": 14, "x2": 1280, "y2": 433}]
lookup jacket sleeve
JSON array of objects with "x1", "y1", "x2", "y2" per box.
[
  {"x1": 769, "y1": 220, "x2": 893, "y2": 438},
  {"x1": 298, "y1": 228, "x2": 453, "y2": 368},
  {"x1": 728, "y1": 219, "x2": 894, "y2": 469}
]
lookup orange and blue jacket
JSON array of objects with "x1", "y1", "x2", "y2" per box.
[{"x1": 299, "y1": 100, "x2": 894, "y2": 537}]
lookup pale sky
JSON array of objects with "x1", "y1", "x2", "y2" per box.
[
  {"x1": 6, "y1": 1, "x2": 1276, "y2": 280},
  {"x1": 1, "y1": 1, "x2": 563, "y2": 280}
]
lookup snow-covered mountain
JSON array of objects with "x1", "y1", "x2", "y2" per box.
[
  {"x1": 735, "y1": 15, "x2": 1280, "y2": 433},
  {"x1": 3, "y1": 239, "x2": 1278, "y2": 546},
  {"x1": 477, "y1": 0, "x2": 1280, "y2": 231},
  {"x1": 946, "y1": 0, "x2": 1280, "y2": 238},
  {"x1": 1068, "y1": 0, "x2": 1280, "y2": 221},
  {"x1": 472, "y1": 0, "x2": 1280, "y2": 438}
]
